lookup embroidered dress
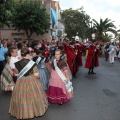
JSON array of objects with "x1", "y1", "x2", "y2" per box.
[
  {"x1": 9, "y1": 59, "x2": 48, "y2": 119},
  {"x1": 37, "y1": 57, "x2": 50, "y2": 90},
  {"x1": 46, "y1": 59, "x2": 73, "y2": 104},
  {"x1": 0, "y1": 63, "x2": 14, "y2": 91}
]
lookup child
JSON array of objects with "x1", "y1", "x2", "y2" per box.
[
  {"x1": 9, "y1": 48, "x2": 48, "y2": 119},
  {"x1": 37, "y1": 51, "x2": 50, "y2": 90},
  {"x1": 9, "y1": 46, "x2": 19, "y2": 83},
  {"x1": 46, "y1": 49, "x2": 73, "y2": 104}
]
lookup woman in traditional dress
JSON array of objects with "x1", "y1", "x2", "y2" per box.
[
  {"x1": 0, "y1": 46, "x2": 18, "y2": 91},
  {"x1": 37, "y1": 51, "x2": 50, "y2": 90},
  {"x1": 33, "y1": 50, "x2": 50, "y2": 90},
  {"x1": 9, "y1": 48, "x2": 48, "y2": 119},
  {"x1": 0, "y1": 61, "x2": 14, "y2": 91},
  {"x1": 46, "y1": 49, "x2": 73, "y2": 104}
]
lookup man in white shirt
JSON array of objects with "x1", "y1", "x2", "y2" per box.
[
  {"x1": 109, "y1": 43, "x2": 116, "y2": 64},
  {"x1": 9, "y1": 47, "x2": 19, "y2": 83}
]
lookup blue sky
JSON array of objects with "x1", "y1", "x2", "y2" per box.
[{"x1": 58, "y1": 0, "x2": 120, "y2": 29}]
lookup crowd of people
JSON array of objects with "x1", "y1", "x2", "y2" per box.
[
  {"x1": 0, "y1": 38, "x2": 120, "y2": 119},
  {"x1": 103, "y1": 42, "x2": 120, "y2": 63}
]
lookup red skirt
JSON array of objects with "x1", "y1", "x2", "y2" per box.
[{"x1": 46, "y1": 86, "x2": 70, "y2": 104}]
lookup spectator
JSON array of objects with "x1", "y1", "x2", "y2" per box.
[{"x1": 0, "y1": 40, "x2": 8, "y2": 76}]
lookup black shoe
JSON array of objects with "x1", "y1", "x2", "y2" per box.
[
  {"x1": 91, "y1": 72, "x2": 96, "y2": 74},
  {"x1": 74, "y1": 75, "x2": 77, "y2": 78},
  {"x1": 73, "y1": 73, "x2": 77, "y2": 78},
  {"x1": 73, "y1": 75, "x2": 77, "y2": 78},
  {"x1": 58, "y1": 103, "x2": 63, "y2": 105},
  {"x1": 88, "y1": 72, "x2": 91, "y2": 75}
]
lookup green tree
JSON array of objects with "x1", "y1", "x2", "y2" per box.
[
  {"x1": 11, "y1": 0, "x2": 50, "y2": 41},
  {"x1": 112, "y1": 29, "x2": 120, "y2": 43},
  {"x1": 61, "y1": 7, "x2": 91, "y2": 40},
  {"x1": 0, "y1": 2, "x2": 11, "y2": 28},
  {"x1": 92, "y1": 18, "x2": 116, "y2": 41},
  {"x1": 102, "y1": 33, "x2": 113, "y2": 42},
  {"x1": 0, "y1": 0, "x2": 17, "y2": 39},
  {"x1": 0, "y1": 1, "x2": 11, "y2": 39}
]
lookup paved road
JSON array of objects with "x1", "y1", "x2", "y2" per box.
[{"x1": 0, "y1": 57, "x2": 120, "y2": 120}]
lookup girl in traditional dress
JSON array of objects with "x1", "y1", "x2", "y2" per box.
[
  {"x1": 33, "y1": 50, "x2": 50, "y2": 90},
  {"x1": 32, "y1": 49, "x2": 42, "y2": 62},
  {"x1": 0, "y1": 61, "x2": 14, "y2": 91},
  {"x1": 9, "y1": 48, "x2": 48, "y2": 119},
  {"x1": 46, "y1": 49, "x2": 73, "y2": 104},
  {"x1": 37, "y1": 51, "x2": 50, "y2": 90}
]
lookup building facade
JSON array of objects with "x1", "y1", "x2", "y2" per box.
[
  {"x1": 0, "y1": 0, "x2": 52, "y2": 41},
  {"x1": 0, "y1": 0, "x2": 65, "y2": 42}
]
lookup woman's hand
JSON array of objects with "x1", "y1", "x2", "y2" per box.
[{"x1": 34, "y1": 73, "x2": 40, "y2": 79}]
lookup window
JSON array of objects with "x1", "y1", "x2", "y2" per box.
[
  {"x1": 14, "y1": 38, "x2": 22, "y2": 42},
  {"x1": 11, "y1": 33, "x2": 25, "y2": 36}
]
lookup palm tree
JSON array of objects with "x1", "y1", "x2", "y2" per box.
[
  {"x1": 102, "y1": 33, "x2": 113, "y2": 42},
  {"x1": 114, "y1": 29, "x2": 120, "y2": 43},
  {"x1": 92, "y1": 18, "x2": 116, "y2": 41}
]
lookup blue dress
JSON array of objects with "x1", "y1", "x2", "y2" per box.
[{"x1": 37, "y1": 58, "x2": 50, "y2": 90}]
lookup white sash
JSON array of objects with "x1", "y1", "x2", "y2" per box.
[
  {"x1": 36, "y1": 57, "x2": 42, "y2": 65},
  {"x1": 17, "y1": 60, "x2": 35, "y2": 80},
  {"x1": 54, "y1": 59, "x2": 73, "y2": 92}
]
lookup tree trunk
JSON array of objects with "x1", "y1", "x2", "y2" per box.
[
  {"x1": 25, "y1": 30, "x2": 33, "y2": 46},
  {"x1": 98, "y1": 34, "x2": 103, "y2": 42}
]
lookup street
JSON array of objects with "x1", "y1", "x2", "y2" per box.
[{"x1": 0, "y1": 57, "x2": 120, "y2": 120}]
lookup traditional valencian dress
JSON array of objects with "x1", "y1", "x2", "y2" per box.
[
  {"x1": 0, "y1": 62, "x2": 14, "y2": 91},
  {"x1": 33, "y1": 56, "x2": 49, "y2": 90},
  {"x1": 46, "y1": 58, "x2": 73, "y2": 104},
  {"x1": 38, "y1": 57, "x2": 49, "y2": 90},
  {"x1": 9, "y1": 58, "x2": 48, "y2": 119}
]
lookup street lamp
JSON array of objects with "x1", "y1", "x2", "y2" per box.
[
  {"x1": 91, "y1": 33, "x2": 96, "y2": 40},
  {"x1": 90, "y1": 20, "x2": 96, "y2": 40},
  {"x1": 72, "y1": 36, "x2": 75, "y2": 39},
  {"x1": 62, "y1": 33, "x2": 67, "y2": 41},
  {"x1": 90, "y1": 21, "x2": 93, "y2": 39},
  {"x1": 75, "y1": 32, "x2": 79, "y2": 41}
]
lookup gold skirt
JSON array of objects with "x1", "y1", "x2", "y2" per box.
[{"x1": 9, "y1": 75, "x2": 48, "y2": 119}]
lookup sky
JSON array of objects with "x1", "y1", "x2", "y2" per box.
[{"x1": 58, "y1": 0, "x2": 120, "y2": 29}]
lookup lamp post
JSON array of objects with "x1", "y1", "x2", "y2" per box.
[
  {"x1": 72, "y1": 36, "x2": 75, "y2": 40},
  {"x1": 90, "y1": 20, "x2": 96, "y2": 40},
  {"x1": 75, "y1": 32, "x2": 80, "y2": 42},
  {"x1": 90, "y1": 21, "x2": 93, "y2": 40}
]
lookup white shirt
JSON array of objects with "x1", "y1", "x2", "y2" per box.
[
  {"x1": 9, "y1": 56, "x2": 19, "y2": 69},
  {"x1": 17, "y1": 49, "x2": 21, "y2": 57}
]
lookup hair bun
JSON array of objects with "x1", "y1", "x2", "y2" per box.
[
  {"x1": 21, "y1": 52, "x2": 25, "y2": 56},
  {"x1": 21, "y1": 47, "x2": 30, "y2": 57}
]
